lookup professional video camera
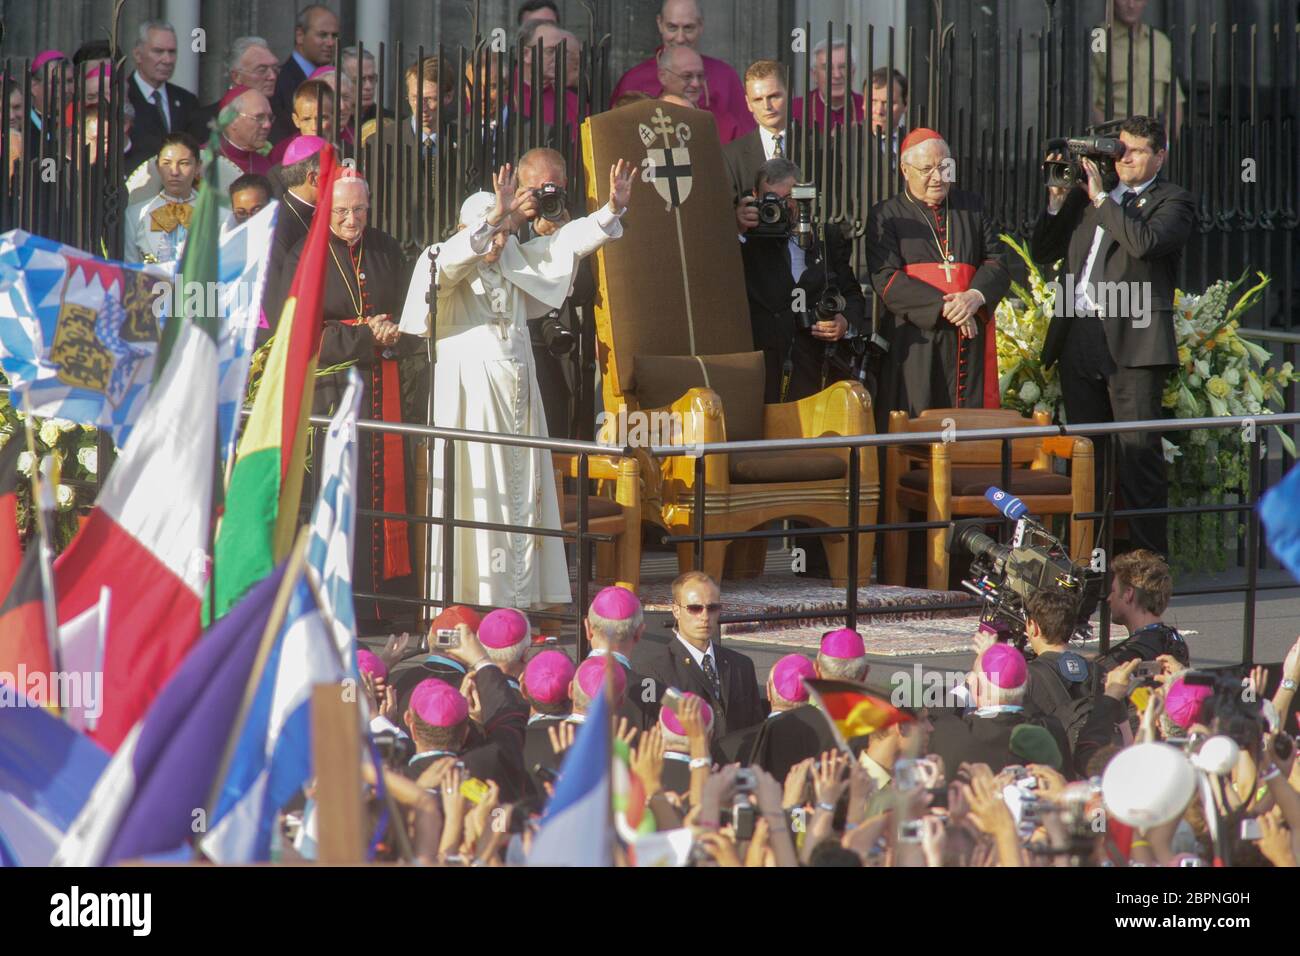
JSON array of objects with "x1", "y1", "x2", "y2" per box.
[
  {"x1": 1042, "y1": 123, "x2": 1126, "y2": 192},
  {"x1": 950, "y1": 487, "x2": 1103, "y2": 648},
  {"x1": 748, "y1": 182, "x2": 818, "y2": 248},
  {"x1": 532, "y1": 182, "x2": 568, "y2": 221}
]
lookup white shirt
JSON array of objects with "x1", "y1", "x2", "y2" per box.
[
  {"x1": 1069, "y1": 175, "x2": 1157, "y2": 316},
  {"x1": 673, "y1": 630, "x2": 717, "y2": 676},
  {"x1": 133, "y1": 72, "x2": 171, "y2": 131},
  {"x1": 758, "y1": 125, "x2": 787, "y2": 161}
]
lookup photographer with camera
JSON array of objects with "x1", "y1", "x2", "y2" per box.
[
  {"x1": 1095, "y1": 549, "x2": 1190, "y2": 673},
  {"x1": 1030, "y1": 115, "x2": 1195, "y2": 557},
  {"x1": 736, "y1": 157, "x2": 865, "y2": 403},
  {"x1": 1022, "y1": 589, "x2": 1099, "y2": 751},
  {"x1": 513, "y1": 146, "x2": 597, "y2": 438}
]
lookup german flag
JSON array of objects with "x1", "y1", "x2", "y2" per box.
[
  {"x1": 0, "y1": 441, "x2": 52, "y2": 702},
  {"x1": 804, "y1": 678, "x2": 912, "y2": 752}
]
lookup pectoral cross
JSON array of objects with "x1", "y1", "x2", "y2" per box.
[{"x1": 939, "y1": 257, "x2": 955, "y2": 282}]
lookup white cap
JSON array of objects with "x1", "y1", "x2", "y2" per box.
[
  {"x1": 459, "y1": 191, "x2": 496, "y2": 226},
  {"x1": 1102, "y1": 742, "x2": 1196, "y2": 828}
]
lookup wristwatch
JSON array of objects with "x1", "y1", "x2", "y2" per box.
[
  {"x1": 1282, "y1": 678, "x2": 1298, "y2": 692},
  {"x1": 1092, "y1": 192, "x2": 1108, "y2": 209}
]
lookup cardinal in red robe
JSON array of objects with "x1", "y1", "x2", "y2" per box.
[{"x1": 866, "y1": 128, "x2": 1010, "y2": 419}]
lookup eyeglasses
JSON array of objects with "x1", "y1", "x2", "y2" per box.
[
  {"x1": 662, "y1": 68, "x2": 706, "y2": 84},
  {"x1": 242, "y1": 64, "x2": 281, "y2": 77},
  {"x1": 239, "y1": 111, "x2": 275, "y2": 125},
  {"x1": 678, "y1": 603, "x2": 722, "y2": 615},
  {"x1": 904, "y1": 163, "x2": 947, "y2": 179}
]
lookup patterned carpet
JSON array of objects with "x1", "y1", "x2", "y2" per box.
[{"x1": 632, "y1": 548, "x2": 1132, "y2": 656}]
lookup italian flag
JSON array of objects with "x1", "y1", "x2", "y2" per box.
[
  {"x1": 210, "y1": 145, "x2": 338, "y2": 619},
  {"x1": 53, "y1": 153, "x2": 224, "y2": 751},
  {"x1": 804, "y1": 678, "x2": 913, "y2": 751}
]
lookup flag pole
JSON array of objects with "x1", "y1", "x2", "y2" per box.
[{"x1": 193, "y1": 524, "x2": 313, "y2": 860}]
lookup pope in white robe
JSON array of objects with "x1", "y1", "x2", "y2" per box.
[{"x1": 400, "y1": 159, "x2": 635, "y2": 610}]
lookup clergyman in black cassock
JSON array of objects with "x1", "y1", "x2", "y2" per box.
[
  {"x1": 866, "y1": 129, "x2": 1010, "y2": 421},
  {"x1": 284, "y1": 177, "x2": 417, "y2": 630}
]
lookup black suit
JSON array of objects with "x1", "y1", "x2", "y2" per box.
[
  {"x1": 722, "y1": 128, "x2": 773, "y2": 203},
  {"x1": 125, "y1": 74, "x2": 199, "y2": 171},
  {"x1": 523, "y1": 715, "x2": 568, "y2": 781},
  {"x1": 271, "y1": 55, "x2": 310, "y2": 144},
  {"x1": 928, "y1": 708, "x2": 1071, "y2": 776},
  {"x1": 634, "y1": 634, "x2": 765, "y2": 740},
  {"x1": 1030, "y1": 178, "x2": 1195, "y2": 554},
  {"x1": 402, "y1": 664, "x2": 529, "y2": 801},
  {"x1": 363, "y1": 116, "x2": 455, "y2": 242},
  {"x1": 740, "y1": 224, "x2": 867, "y2": 403},
  {"x1": 259, "y1": 189, "x2": 316, "y2": 344},
  {"x1": 746, "y1": 705, "x2": 840, "y2": 781}
]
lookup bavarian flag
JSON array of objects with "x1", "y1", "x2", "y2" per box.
[
  {"x1": 804, "y1": 678, "x2": 913, "y2": 752},
  {"x1": 210, "y1": 143, "x2": 339, "y2": 619}
]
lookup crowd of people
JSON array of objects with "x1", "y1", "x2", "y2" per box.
[
  {"x1": 329, "y1": 551, "x2": 1300, "y2": 867},
  {"x1": 4, "y1": 1, "x2": 1255, "y2": 868}
]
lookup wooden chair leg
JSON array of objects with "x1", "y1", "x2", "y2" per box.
[
  {"x1": 728, "y1": 536, "x2": 768, "y2": 579},
  {"x1": 595, "y1": 539, "x2": 617, "y2": 585},
  {"x1": 927, "y1": 443, "x2": 952, "y2": 591},
  {"x1": 1070, "y1": 438, "x2": 1096, "y2": 564},
  {"x1": 883, "y1": 439, "x2": 906, "y2": 586}
]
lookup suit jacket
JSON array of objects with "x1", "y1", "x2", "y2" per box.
[
  {"x1": 125, "y1": 74, "x2": 199, "y2": 170},
  {"x1": 745, "y1": 705, "x2": 840, "y2": 781},
  {"x1": 634, "y1": 634, "x2": 764, "y2": 740},
  {"x1": 1030, "y1": 179, "x2": 1195, "y2": 370},
  {"x1": 271, "y1": 55, "x2": 310, "y2": 144},
  {"x1": 928, "y1": 708, "x2": 1071, "y2": 776},
  {"x1": 188, "y1": 100, "x2": 220, "y2": 141},
  {"x1": 402, "y1": 665, "x2": 529, "y2": 802},
  {"x1": 523, "y1": 715, "x2": 568, "y2": 780},
  {"x1": 722, "y1": 128, "x2": 767, "y2": 203},
  {"x1": 741, "y1": 225, "x2": 867, "y2": 402},
  {"x1": 259, "y1": 189, "x2": 316, "y2": 343}
]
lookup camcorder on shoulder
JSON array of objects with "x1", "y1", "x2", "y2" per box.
[
  {"x1": 950, "y1": 486, "x2": 1103, "y2": 650},
  {"x1": 1042, "y1": 123, "x2": 1126, "y2": 192}
]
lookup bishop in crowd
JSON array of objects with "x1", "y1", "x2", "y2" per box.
[{"x1": 865, "y1": 128, "x2": 1010, "y2": 419}]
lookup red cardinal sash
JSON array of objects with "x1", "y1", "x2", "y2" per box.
[
  {"x1": 902, "y1": 261, "x2": 1000, "y2": 409},
  {"x1": 344, "y1": 319, "x2": 412, "y2": 581}
]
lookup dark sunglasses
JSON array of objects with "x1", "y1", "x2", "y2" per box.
[{"x1": 679, "y1": 603, "x2": 722, "y2": 615}]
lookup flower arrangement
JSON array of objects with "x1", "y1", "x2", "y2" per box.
[
  {"x1": 994, "y1": 235, "x2": 1296, "y2": 572},
  {"x1": 0, "y1": 381, "x2": 101, "y2": 549}
]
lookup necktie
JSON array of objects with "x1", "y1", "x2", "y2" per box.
[
  {"x1": 773, "y1": 132, "x2": 784, "y2": 158},
  {"x1": 701, "y1": 652, "x2": 722, "y2": 701},
  {"x1": 150, "y1": 91, "x2": 169, "y2": 132},
  {"x1": 1121, "y1": 189, "x2": 1136, "y2": 209}
]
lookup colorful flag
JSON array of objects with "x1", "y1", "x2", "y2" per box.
[
  {"x1": 52, "y1": 156, "x2": 225, "y2": 751},
  {"x1": 305, "y1": 367, "x2": 362, "y2": 666},
  {"x1": 201, "y1": 555, "x2": 346, "y2": 863},
  {"x1": 51, "y1": 561, "x2": 289, "y2": 866},
  {"x1": 0, "y1": 687, "x2": 109, "y2": 866},
  {"x1": 804, "y1": 677, "x2": 913, "y2": 751},
  {"x1": 0, "y1": 205, "x2": 276, "y2": 467},
  {"x1": 1262, "y1": 461, "x2": 1300, "y2": 581},
  {"x1": 0, "y1": 441, "x2": 54, "y2": 706},
  {"x1": 211, "y1": 145, "x2": 339, "y2": 619},
  {"x1": 528, "y1": 674, "x2": 614, "y2": 866}
]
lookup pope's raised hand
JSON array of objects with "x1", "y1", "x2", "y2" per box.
[{"x1": 608, "y1": 159, "x2": 634, "y2": 213}]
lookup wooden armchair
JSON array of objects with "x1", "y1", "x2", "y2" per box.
[
  {"x1": 580, "y1": 100, "x2": 880, "y2": 585},
  {"x1": 553, "y1": 452, "x2": 642, "y2": 592},
  {"x1": 882, "y1": 408, "x2": 1094, "y2": 590},
  {"x1": 633, "y1": 378, "x2": 879, "y2": 586}
]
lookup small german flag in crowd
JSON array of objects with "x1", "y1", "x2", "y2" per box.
[{"x1": 803, "y1": 678, "x2": 913, "y2": 750}]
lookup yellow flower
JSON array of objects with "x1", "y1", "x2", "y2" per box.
[
  {"x1": 1177, "y1": 345, "x2": 1191, "y2": 366},
  {"x1": 1206, "y1": 376, "x2": 1231, "y2": 399}
]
